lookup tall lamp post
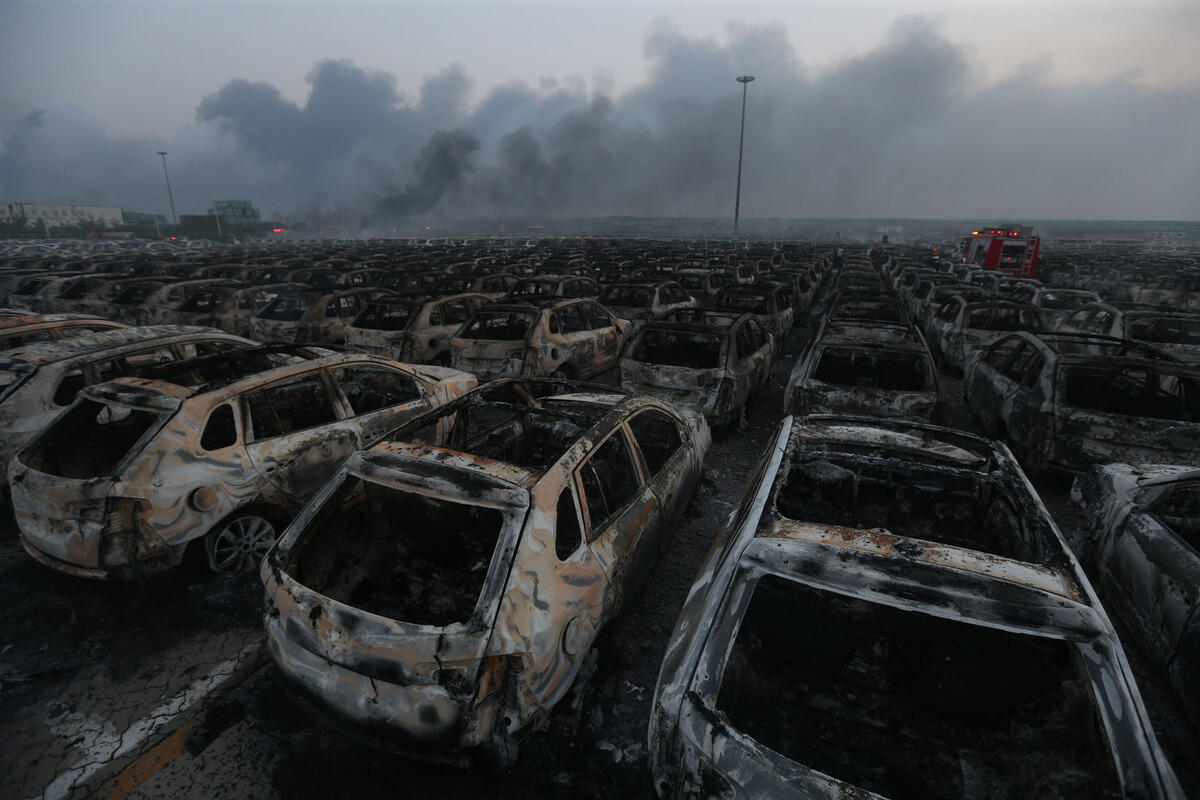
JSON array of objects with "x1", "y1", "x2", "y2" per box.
[
  {"x1": 733, "y1": 75, "x2": 755, "y2": 235},
  {"x1": 157, "y1": 151, "x2": 178, "y2": 225}
]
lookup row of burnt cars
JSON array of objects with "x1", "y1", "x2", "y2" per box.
[{"x1": 0, "y1": 238, "x2": 1196, "y2": 797}]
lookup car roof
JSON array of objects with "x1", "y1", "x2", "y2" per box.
[{"x1": 0, "y1": 325, "x2": 241, "y2": 365}]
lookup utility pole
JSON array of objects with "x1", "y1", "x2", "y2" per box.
[
  {"x1": 157, "y1": 151, "x2": 177, "y2": 225},
  {"x1": 733, "y1": 75, "x2": 755, "y2": 235}
]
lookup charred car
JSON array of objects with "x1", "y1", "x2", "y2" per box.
[
  {"x1": 250, "y1": 287, "x2": 382, "y2": 345},
  {"x1": 0, "y1": 326, "x2": 255, "y2": 463},
  {"x1": 965, "y1": 332, "x2": 1200, "y2": 475},
  {"x1": 925, "y1": 297, "x2": 1043, "y2": 374},
  {"x1": 346, "y1": 293, "x2": 489, "y2": 366},
  {"x1": 1059, "y1": 302, "x2": 1200, "y2": 366},
  {"x1": 10, "y1": 348, "x2": 476, "y2": 579},
  {"x1": 620, "y1": 313, "x2": 773, "y2": 430},
  {"x1": 600, "y1": 282, "x2": 698, "y2": 332},
  {"x1": 709, "y1": 286, "x2": 794, "y2": 339},
  {"x1": 649, "y1": 415, "x2": 1182, "y2": 800},
  {"x1": 1073, "y1": 462, "x2": 1200, "y2": 724},
  {"x1": 451, "y1": 299, "x2": 627, "y2": 381},
  {"x1": 0, "y1": 314, "x2": 127, "y2": 351},
  {"x1": 783, "y1": 319, "x2": 941, "y2": 420},
  {"x1": 262, "y1": 380, "x2": 709, "y2": 761}
]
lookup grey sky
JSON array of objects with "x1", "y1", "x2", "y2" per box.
[{"x1": 2, "y1": 0, "x2": 1198, "y2": 222}]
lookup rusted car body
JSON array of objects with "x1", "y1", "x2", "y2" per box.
[
  {"x1": 1073, "y1": 463, "x2": 1200, "y2": 725},
  {"x1": 649, "y1": 415, "x2": 1182, "y2": 800},
  {"x1": 6, "y1": 272, "x2": 86, "y2": 312},
  {"x1": 262, "y1": 380, "x2": 709, "y2": 760},
  {"x1": 0, "y1": 326, "x2": 255, "y2": 463},
  {"x1": 965, "y1": 332, "x2": 1200, "y2": 475},
  {"x1": 10, "y1": 348, "x2": 476, "y2": 579},
  {"x1": 783, "y1": 320, "x2": 941, "y2": 420},
  {"x1": 452, "y1": 299, "x2": 627, "y2": 381},
  {"x1": 250, "y1": 287, "x2": 381, "y2": 345},
  {"x1": 926, "y1": 298, "x2": 1043, "y2": 373},
  {"x1": 0, "y1": 314, "x2": 127, "y2": 351},
  {"x1": 103, "y1": 278, "x2": 173, "y2": 323},
  {"x1": 620, "y1": 314, "x2": 773, "y2": 430},
  {"x1": 201, "y1": 282, "x2": 308, "y2": 337},
  {"x1": 346, "y1": 293, "x2": 489, "y2": 365}
]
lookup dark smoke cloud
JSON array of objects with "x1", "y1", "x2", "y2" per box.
[{"x1": 2, "y1": 16, "x2": 1198, "y2": 225}]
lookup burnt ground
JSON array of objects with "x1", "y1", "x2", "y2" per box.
[{"x1": 1, "y1": 320, "x2": 1197, "y2": 800}]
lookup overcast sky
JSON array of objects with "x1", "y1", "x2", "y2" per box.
[{"x1": 2, "y1": 0, "x2": 1198, "y2": 223}]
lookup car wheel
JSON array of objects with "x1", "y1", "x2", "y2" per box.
[
  {"x1": 204, "y1": 512, "x2": 278, "y2": 576},
  {"x1": 550, "y1": 364, "x2": 573, "y2": 380}
]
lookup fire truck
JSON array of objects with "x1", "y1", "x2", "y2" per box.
[{"x1": 960, "y1": 224, "x2": 1040, "y2": 278}]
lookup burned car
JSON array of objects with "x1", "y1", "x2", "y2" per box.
[
  {"x1": 599, "y1": 282, "x2": 698, "y2": 332},
  {"x1": 250, "y1": 287, "x2": 382, "y2": 345},
  {"x1": 0, "y1": 314, "x2": 127, "y2": 351},
  {"x1": 10, "y1": 348, "x2": 476, "y2": 579},
  {"x1": 620, "y1": 313, "x2": 773, "y2": 430},
  {"x1": 709, "y1": 286, "x2": 794, "y2": 338},
  {"x1": 346, "y1": 293, "x2": 489, "y2": 365},
  {"x1": 1073, "y1": 463, "x2": 1200, "y2": 724},
  {"x1": 451, "y1": 299, "x2": 627, "y2": 381},
  {"x1": 0, "y1": 326, "x2": 255, "y2": 463},
  {"x1": 965, "y1": 332, "x2": 1200, "y2": 475},
  {"x1": 1059, "y1": 302, "x2": 1200, "y2": 366},
  {"x1": 783, "y1": 319, "x2": 941, "y2": 420},
  {"x1": 649, "y1": 415, "x2": 1182, "y2": 800},
  {"x1": 262, "y1": 380, "x2": 709, "y2": 760},
  {"x1": 925, "y1": 297, "x2": 1044, "y2": 374}
]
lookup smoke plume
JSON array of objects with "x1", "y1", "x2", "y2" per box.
[{"x1": 2, "y1": 16, "x2": 1198, "y2": 226}]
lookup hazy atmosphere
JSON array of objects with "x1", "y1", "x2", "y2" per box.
[{"x1": 2, "y1": 0, "x2": 1198, "y2": 225}]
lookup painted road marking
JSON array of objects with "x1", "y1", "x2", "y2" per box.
[{"x1": 31, "y1": 642, "x2": 259, "y2": 800}]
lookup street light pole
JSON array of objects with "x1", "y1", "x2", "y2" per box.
[
  {"x1": 157, "y1": 151, "x2": 177, "y2": 225},
  {"x1": 733, "y1": 75, "x2": 755, "y2": 235}
]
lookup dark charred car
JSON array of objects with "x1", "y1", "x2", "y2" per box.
[
  {"x1": 649, "y1": 415, "x2": 1182, "y2": 800},
  {"x1": 965, "y1": 332, "x2": 1200, "y2": 475},
  {"x1": 346, "y1": 293, "x2": 489, "y2": 366},
  {"x1": 600, "y1": 282, "x2": 698, "y2": 333},
  {"x1": 451, "y1": 299, "x2": 627, "y2": 381},
  {"x1": 1006, "y1": 285, "x2": 1101, "y2": 329},
  {"x1": 709, "y1": 286, "x2": 794, "y2": 338},
  {"x1": 620, "y1": 313, "x2": 773, "y2": 430},
  {"x1": 10, "y1": 348, "x2": 476, "y2": 579},
  {"x1": 262, "y1": 380, "x2": 709, "y2": 761},
  {"x1": 1073, "y1": 463, "x2": 1200, "y2": 724},
  {"x1": 783, "y1": 319, "x2": 941, "y2": 420},
  {"x1": 0, "y1": 326, "x2": 255, "y2": 463},
  {"x1": 250, "y1": 287, "x2": 381, "y2": 345},
  {"x1": 505, "y1": 275, "x2": 599, "y2": 301},
  {"x1": 0, "y1": 314, "x2": 127, "y2": 351},
  {"x1": 1058, "y1": 302, "x2": 1200, "y2": 366},
  {"x1": 926, "y1": 297, "x2": 1044, "y2": 373},
  {"x1": 672, "y1": 269, "x2": 730, "y2": 301}
]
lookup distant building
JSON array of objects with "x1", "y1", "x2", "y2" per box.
[
  {"x1": 122, "y1": 210, "x2": 167, "y2": 225},
  {"x1": 207, "y1": 200, "x2": 262, "y2": 227},
  {"x1": 2, "y1": 202, "x2": 124, "y2": 229}
]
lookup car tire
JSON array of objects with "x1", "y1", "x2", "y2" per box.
[{"x1": 204, "y1": 510, "x2": 279, "y2": 576}]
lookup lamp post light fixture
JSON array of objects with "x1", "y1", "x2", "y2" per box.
[
  {"x1": 733, "y1": 75, "x2": 755, "y2": 235},
  {"x1": 157, "y1": 151, "x2": 178, "y2": 225}
]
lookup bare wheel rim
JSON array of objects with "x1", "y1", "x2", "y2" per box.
[{"x1": 207, "y1": 514, "x2": 276, "y2": 575}]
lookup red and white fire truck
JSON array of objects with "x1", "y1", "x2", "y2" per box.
[{"x1": 960, "y1": 224, "x2": 1040, "y2": 278}]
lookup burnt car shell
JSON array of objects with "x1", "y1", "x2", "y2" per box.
[
  {"x1": 649, "y1": 415, "x2": 1181, "y2": 800},
  {"x1": 264, "y1": 381, "x2": 709, "y2": 760}
]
